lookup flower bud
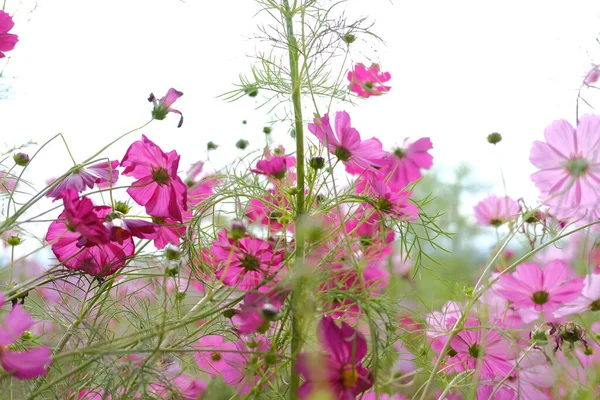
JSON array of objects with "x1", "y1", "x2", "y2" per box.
[
  {"x1": 263, "y1": 126, "x2": 272, "y2": 134},
  {"x1": 165, "y1": 247, "x2": 181, "y2": 261},
  {"x1": 7, "y1": 234, "x2": 21, "y2": 246},
  {"x1": 207, "y1": 141, "x2": 219, "y2": 151},
  {"x1": 242, "y1": 120, "x2": 247, "y2": 125},
  {"x1": 13, "y1": 152, "x2": 30, "y2": 166},
  {"x1": 21, "y1": 331, "x2": 34, "y2": 341},
  {"x1": 343, "y1": 33, "x2": 356, "y2": 44},
  {"x1": 264, "y1": 352, "x2": 278, "y2": 366},
  {"x1": 244, "y1": 86, "x2": 259, "y2": 98},
  {"x1": 222, "y1": 309, "x2": 237, "y2": 319},
  {"x1": 113, "y1": 200, "x2": 131, "y2": 215},
  {"x1": 166, "y1": 266, "x2": 179, "y2": 277},
  {"x1": 309, "y1": 157, "x2": 325, "y2": 170},
  {"x1": 236, "y1": 139, "x2": 249, "y2": 150},
  {"x1": 487, "y1": 132, "x2": 502, "y2": 145},
  {"x1": 261, "y1": 303, "x2": 279, "y2": 320},
  {"x1": 231, "y1": 220, "x2": 247, "y2": 239}
]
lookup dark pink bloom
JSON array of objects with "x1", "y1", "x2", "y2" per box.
[
  {"x1": 0, "y1": 11, "x2": 18, "y2": 58},
  {"x1": 78, "y1": 389, "x2": 112, "y2": 400},
  {"x1": 344, "y1": 207, "x2": 394, "y2": 247},
  {"x1": 496, "y1": 261, "x2": 584, "y2": 312},
  {"x1": 296, "y1": 316, "x2": 372, "y2": 399},
  {"x1": 212, "y1": 229, "x2": 284, "y2": 291},
  {"x1": 530, "y1": 115, "x2": 600, "y2": 220},
  {"x1": 347, "y1": 63, "x2": 391, "y2": 98},
  {"x1": 46, "y1": 160, "x2": 120, "y2": 199},
  {"x1": 106, "y1": 217, "x2": 159, "y2": 244},
  {"x1": 384, "y1": 138, "x2": 433, "y2": 190},
  {"x1": 473, "y1": 195, "x2": 520, "y2": 227},
  {"x1": 121, "y1": 135, "x2": 188, "y2": 222},
  {"x1": 46, "y1": 205, "x2": 134, "y2": 277},
  {"x1": 246, "y1": 190, "x2": 291, "y2": 232},
  {"x1": 356, "y1": 172, "x2": 419, "y2": 221},
  {"x1": 221, "y1": 337, "x2": 272, "y2": 395},
  {"x1": 449, "y1": 316, "x2": 514, "y2": 378},
  {"x1": 251, "y1": 147, "x2": 296, "y2": 180},
  {"x1": 150, "y1": 216, "x2": 187, "y2": 250},
  {"x1": 232, "y1": 290, "x2": 287, "y2": 334},
  {"x1": 149, "y1": 88, "x2": 184, "y2": 127},
  {"x1": 61, "y1": 189, "x2": 110, "y2": 246},
  {"x1": 0, "y1": 294, "x2": 52, "y2": 379},
  {"x1": 308, "y1": 112, "x2": 387, "y2": 174},
  {"x1": 194, "y1": 335, "x2": 236, "y2": 376}
]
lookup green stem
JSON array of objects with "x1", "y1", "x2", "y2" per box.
[{"x1": 283, "y1": 1, "x2": 305, "y2": 398}]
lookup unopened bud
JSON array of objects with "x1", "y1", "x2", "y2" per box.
[
  {"x1": 343, "y1": 33, "x2": 356, "y2": 44},
  {"x1": 7, "y1": 235, "x2": 21, "y2": 246},
  {"x1": 244, "y1": 86, "x2": 259, "y2": 98},
  {"x1": 309, "y1": 157, "x2": 325, "y2": 170},
  {"x1": 13, "y1": 153, "x2": 30, "y2": 166},
  {"x1": 263, "y1": 126, "x2": 272, "y2": 134},
  {"x1": 487, "y1": 132, "x2": 502, "y2": 145},
  {"x1": 231, "y1": 220, "x2": 246, "y2": 239},
  {"x1": 236, "y1": 139, "x2": 249, "y2": 150},
  {"x1": 207, "y1": 141, "x2": 219, "y2": 151},
  {"x1": 165, "y1": 247, "x2": 181, "y2": 261}
]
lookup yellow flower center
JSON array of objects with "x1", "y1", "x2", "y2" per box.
[{"x1": 341, "y1": 364, "x2": 358, "y2": 388}]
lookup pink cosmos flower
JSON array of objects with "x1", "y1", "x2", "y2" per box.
[
  {"x1": 308, "y1": 112, "x2": 387, "y2": 174},
  {"x1": 61, "y1": 189, "x2": 110, "y2": 246},
  {"x1": 496, "y1": 261, "x2": 584, "y2": 312},
  {"x1": 46, "y1": 160, "x2": 120, "y2": 199},
  {"x1": 347, "y1": 63, "x2": 391, "y2": 98},
  {"x1": 0, "y1": 294, "x2": 52, "y2": 379},
  {"x1": 149, "y1": 88, "x2": 184, "y2": 127},
  {"x1": 554, "y1": 274, "x2": 600, "y2": 317},
  {"x1": 232, "y1": 290, "x2": 287, "y2": 334},
  {"x1": 185, "y1": 161, "x2": 220, "y2": 208},
  {"x1": 473, "y1": 195, "x2": 520, "y2": 227},
  {"x1": 251, "y1": 147, "x2": 296, "y2": 180},
  {"x1": 150, "y1": 216, "x2": 187, "y2": 249},
  {"x1": 296, "y1": 316, "x2": 372, "y2": 399},
  {"x1": 585, "y1": 66, "x2": 600, "y2": 85},
  {"x1": 448, "y1": 316, "x2": 514, "y2": 378},
  {"x1": 361, "y1": 393, "x2": 407, "y2": 400},
  {"x1": 246, "y1": 190, "x2": 291, "y2": 232},
  {"x1": 194, "y1": 335, "x2": 236, "y2": 376},
  {"x1": 530, "y1": 115, "x2": 600, "y2": 220},
  {"x1": 212, "y1": 229, "x2": 284, "y2": 291},
  {"x1": 344, "y1": 207, "x2": 394, "y2": 247},
  {"x1": 149, "y1": 375, "x2": 206, "y2": 399},
  {"x1": 46, "y1": 205, "x2": 135, "y2": 277},
  {"x1": 121, "y1": 135, "x2": 188, "y2": 222},
  {"x1": 106, "y1": 217, "x2": 159, "y2": 245},
  {"x1": 356, "y1": 172, "x2": 419, "y2": 221},
  {"x1": 0, "y1": 11, "x2": 18, "y2": 58},
  {"x1": 384, "y1": 138, "x2": 433, "y2": 191},
  {"x1": 78, "y1": 389, "x2": 112, "y2": 400},
  {"x1": 0, "y1": 170, "x2": 17, "y2": 194},
  {"x1": 220, "y1": 337, "x2": 272, "y2": 395}
]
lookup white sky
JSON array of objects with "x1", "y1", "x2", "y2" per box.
[{"x1": 2, "y1": 0, "x2": 600, "y2": 213}]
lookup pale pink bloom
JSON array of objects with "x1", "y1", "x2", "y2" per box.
[
  {"x1": 449, "y1": 317, "x2": 514, "y2": 378},
  {"x1": 121, "y1": 135, "x2": 188, "y2": 222},
  {"x1": 473, "y1": 195, "x2": 520, "y2": 227},
  {"x1": 585, "y1": 66, "x2": 600, "y2": 85},
  {"x1": 221, "y1": 337, "x2": 272, "y2": 395},
  {"x1": 384, "y1": 138, "x2": 433, "y2": 190},
  {"x1": 0, "y1": 170, "x2": 17, "y2": 193},
  {"x1": 0, "y1": 11, "x2": 18, "y2": 58},
  {"x1": 194, "y1": 335, "x2": 236, "y2": 376},
  {"x1": 394, "y1": 342, "x2": 416, "y2": 381},
  {"x1": 530, "y1": 115, "x2": 600, "y2": 220},
  {"x1": 185, "y1": 161, "x2": 220, "y2": 208},
  {"x1": 476, "y1": 385, "x2": 517, "y2": 400},
  {"x1": 46, "y1": 160, "x2": 119, "y2": 199},
  {"x1": 308, "y1": 111, "x2": 387, "y2": 174},
  {"x1": 426, "y1": 301, "x2": 462, "y2": 351},
  {"x1": 149, "y1": 88, "x2": 184, "y2": 127},
  {"x1": 347, "y1": 63, "x2": 391, "y2": 98},
  {"x1": 554, "y1": 274, "x2": 600, "y2": 317},
  {"x1": 0, "y1": 294, "x2": 52, "y2": 379},
  {"x1": 149, "y1": 375, "x2": 206, "y2": 399},
  {"x1": 507, "y1": 350, "x2": 554, "y2": 400},
  {"x1": 361, "y1": 393, "x2": 407, "y2": 400},
  {"x1": 212, "y1": 229, "x2": 284, "y2": 291},
  {"x1": 496, "y1": 261, "x2": 584, "y2": 312},
  {"x1": 78, "y1": 389, "x2": 112, "y2": 400}
]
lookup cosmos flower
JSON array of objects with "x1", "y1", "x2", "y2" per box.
[
  {"x1": 148, "y1": 88, "x2": 184, "y2": 127},
  {"x1": 473, "y1": 195, "x2": 520, "y2": 227},
  {"x1": 0, "y1": 11, "x2": 18, "y2": 58},
  {"x1": 384, "y1": 137, "x2": 433, "y2": 191},
  {"x1": 347, "y1": 63, "x2": 391, "y2": 98}
]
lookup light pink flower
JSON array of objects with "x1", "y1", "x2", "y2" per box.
[
  {"x1": 0, "y1": 170, "x2": 17, "y2": 194},
  {"x1": 308, "y1": 111, "x2": 387, "y2": 174},
  {"x1": 246, "y1": 190, "x2": 291, "y2": 232},
  {"x1": 296, "y1": 316, "x2": 372, "y2": 399},
  {"x1": 554, "y1": 274, "x2": 600, "y2": 317},
  {"x1": 149, "y1": 88, "x2": 184, "y2": 127},
  {"x1": 496, "y1": 261, "x2": 584, "y2": 312},
  {"x1": 0, "y1": 294, "x2": 52, "y2": 379},
  {"x1": 194, "y1": 335, "x2": 236, "y2": 376},
  {"x1": 212, "y1": 229, "x2": 284, "y2": 291},
  {"x1": 185, "y1": 161, "x2": 220, "y2": 208},
  {"x1": 585, "y1": 66, "x2": 600, "y2": 85},
  {"x1": 0, "y1": 11, "x2": 18, "y2": 58},
  {"x1": 473, "y1": 195, "x2": 520, "y2": 227},
  {"x1": 347, "y1": 63, "x2": 391, "y2": 98},
  {"x1": 46, "y1": 160, "x2": 119, "y2": 199},
  {"x1": 251, "y1": 147, "x2": 296, "y2": 180},
  {"x1": 384, "y1": 137, "x2": 433, "y2": 190},
  {"x1": 221, "y1": 337, "x2": 272, "y2": 395},
  {"x1": 149, "y1": 375, "x2": 206, "y2": 400},
  {"x1": 362, "y1": 393, "x2": 407, "y2": 400},
  {"x1": 121, "y1": 135, "x2": 188, "y2": 222},
  {"x1": 530, "y1": 115, "x2": 600, "y2": 220}
]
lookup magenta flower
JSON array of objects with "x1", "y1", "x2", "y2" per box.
[
  {"x1": 232, "y1": 290, "x2": 287, "y2": 334},
  {"x1": 106, "y1": 217, "x2": 159, "y2": 244},
  {"x1": 356, "y1": 172, "x2": 419, "y2": 221},
  {"x1": 194, "y1": 335, "x2": 236, "y2": 376},
  {"x1": 212, "y1": 229, "x2": 284, "y2": 291},
  {"x1": 496, "y1": 261, "x2": 584, "y2": 312},
  {"x1": 61, "y1": 189, "x2": 110, "y2": 246},
  {"x1": 308, "y1": 112, "x2": 387, "y2": 174},
  {"x1": 251, "y1": 148, "x2": 296, "y2": 180},
  {"x1": 121, "y1": 135, "x2": 188, "y2": 222},
  {"x1": 0, "y1": 294, "x2": 52, "y2": 379},
  {"x1": 473, "y1": 195, "x2": 520, "y2": 227},
  {"x1": 530, "y1": 115, "x2": 600, "y2": 220},
  {"x1": 0, "y1": 11, "x2": 18, "y2": 58},
  {"x1": 46, "y1": 205, "x2": 134, "y2": 277},
  {"x1": 46, "y1": 160, "x2": 120, "y2": 199},
  {"x1": 149, "y1": 216, "x2": 186, "y2": 249},
  {"x1": 449, "y1": 316, "x2": 514, "y2": 378},
  {"x1": 384, "y1": 137, "x2": 433, "y2": 190},
  {"x1": 347, "y1": 63, "x2": 391, "y2": 98},
  {"x1": 554, "y1": 274, "x2": 600, "y2": 318},
  {"x1": 149, "y1": 88, "x2": 184, "y2": 127},
  {"x1": 296, "y1": 316, "x2": 372, "y2": 399},
  {"x1": 220, "y1": 337, "x2": 272, "y2": 395},
  {"x1": 149, "y1": 375, "x2": 206, "y2": 400}
]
